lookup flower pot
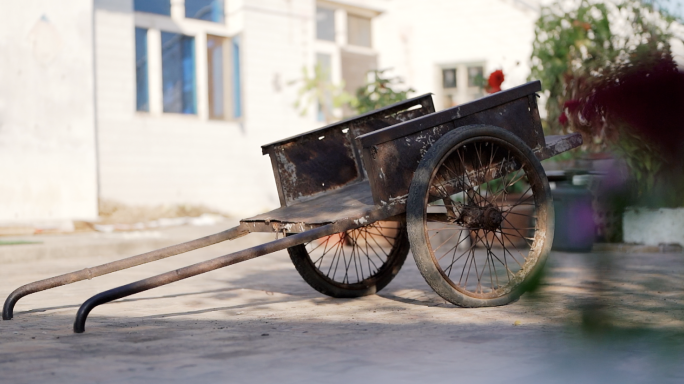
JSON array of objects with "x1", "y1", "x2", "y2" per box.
[{"x1": 551, "y1": 183, "x2": 595, "y2": 252}]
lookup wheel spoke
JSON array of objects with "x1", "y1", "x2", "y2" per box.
[
  {"x1": 360, "y1": 231, "x2": 382, "y2": 272},
  {"x1": 367, "y1": 223, "x2": 397, "y2": 246},
  {"x1": 461, "y1": 230, "x2": 482, "y2": 288},
  {"x1": 498, "y1": 231, "x2": 527, "y2": 267},
  {"x1": 310, "y1": 236, "x2": 333, "y2": 267},
  {"x1": 432, "y1": 229, "x2": 468, "y2": 254},
  {"x1": 503, "y1": 211, "x2": 538, "y2": 219},
  {"x1": 502, "y1": 216, "x2": 536, "y2": 245},
  {"x1": 328, "y1": 236, "x2": 345, "y2": 279},
  {"x1": 443, "y1": 236, "x2": 475, "y2": 277},
  {"x1": 351, "y1": 230, "x2": 361, "y2": 282},
  {"x1": 476, "y1": 232, "x2": 494, "y2": 291},
  {"x1": 436, "y1": 231, "x2": 471, "y2": 261},
  {"x1": 483, "y1": 231, "x2": 498, "y2": 291},
  {"x1": 491, "y1": 230, "x2": 516, "y2": 281}
]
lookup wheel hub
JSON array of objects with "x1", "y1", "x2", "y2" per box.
[
  {"x1": 456, "y1": 205, "x2": 503, "y2": 231},
  {"x1": 482, "y1": 206, "x2": 504, "y2": 230}
]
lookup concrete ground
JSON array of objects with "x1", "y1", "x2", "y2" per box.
[{"x1": 1, "y1": 222, "x2": 683, "y2": 383}]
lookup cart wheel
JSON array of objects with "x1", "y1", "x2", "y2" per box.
[
  {"x1": 407, "y1": 125, "x2": 554, "y2": 307},
  {"x1": 288, "y1": 221, "x2": 409, "y2": 298}
]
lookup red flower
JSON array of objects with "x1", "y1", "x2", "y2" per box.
[
  {"x1": 487, "y1": 70, "x2": 504, "y2": 93},
  {"x1": 572, "y1": 20, "x2": 591, "y2": 31}
]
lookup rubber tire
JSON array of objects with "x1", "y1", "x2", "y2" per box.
[
  {"x1": 288, "y1": 223, "x2": 410, "y2": 298},
  {"x1": 406, "y1": 125, "x2": 554, "y2": 307}
]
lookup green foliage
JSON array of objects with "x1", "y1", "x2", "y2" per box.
[
  {"x1": 481, "y1": 177, "x2": 527, "y2": 196},
  {"x1": 613, "y1": 123, "x2": 665, "y2": 197},
  {"x1": 0, "y1": 240, "x2": 42, "y2": 246},
  {"x1": 531, "y1": 1, "x2": 610, "y2": 136},
  {"x1": 354, "y1": 69, "x2": 415, "y2": 114},
  {"x1": 289, "y1": 64, "x2": 355, "y2": 124},
  {"x1": 530, "y1": 0, "x2": 676, "y2": 139},
  {"x1": 530, "y1": 0, "x2": 683, "y2": 207},
  {"x1": 290, "y1": 67, "x2": 414, "y2": 122}
]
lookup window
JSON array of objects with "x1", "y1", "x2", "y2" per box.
[
  {"x1": 442, "y1": 68, "x2": 456, "y2": 89},
  {"x1": 186, "y1": 0, "x2": 224, "y2": 23},
  {"x1": 134, "y1": 0, "x2": 170, "y2": 16},
  {"x1": 341, "y1": 50, "x2": 376, "y2": 97},
  {"x1": 231, "y1": 36, "x2": 242, "y2": 118},
  {"x1": 313, "y1": 2, "x2": 379, "y2": 121},
  {"x1": 468, "y1": 66, "x2": 483, "y2": 87},
  {"x1": 440, "y1": 64, "x2": 485, "y2": 109},
  {"x1": 341, "y1": 50, "x2": 377, "y2": 117},
  {"x1": 316, "y1": 7, "x2": 335, "y2": 41},
  {"x1": 347, "y1": 14, "x2": 371, "y2": 47},
  {"x1": 161, "y1": 32, "x2": 196, "y2": 114},
  {"x1": 206, "y1": 35, "x2": 238, "y2": 119},
  {"x1": 133, "y1": 0, "x2": 241, "y2": 119},
  {"x1": 135, "y1": 28, "x2": 149, "y2": 112},
  {"x1": 207, "y1": 35, "x2": 225, "y2": 119},
  {"x1": 316, "y1": 53, "x2": 332, "y2": 121}
]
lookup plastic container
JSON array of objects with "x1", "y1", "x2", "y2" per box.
[{"x1": 551, "y1": 181, "x2": 596, "y2": 252}]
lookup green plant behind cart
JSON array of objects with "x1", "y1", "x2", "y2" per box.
[
  {"x1": 354, "y1": 69, "x2": 415, "y2": 114},
  {"x1": 530, "y1": 0, "x2": 684, "y2": 207},
  {"x1": 291, "y1": 67, "x2": 413, "y2": 122},
  {"x1": 289, "y1": 64, "x2": 355, "y2": 124}
]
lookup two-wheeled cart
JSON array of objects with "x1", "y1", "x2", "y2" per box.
[{"x1": 2, "y1": 81, "x2": 582, "y2": 333}]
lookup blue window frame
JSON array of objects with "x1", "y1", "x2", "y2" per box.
[
  {"x1": 185, "y1": 0, "x2": 224, "y2": 23},
  {"x1": 207, "y1": 35, "x2": 225, "y2": 119},
  {"x1": 232, "y1": 36, "x2": 242, "y2": 118},
  {"x1": 135, "y1": 28, "x2": 149, "y2": 112},
  {"x1": 161, "y1": 32, "x2": 196, "y2": 114},
  {"x1": 206, "y1": 35, "x2": 241, "y2": 120},
  {"x1": 134, "y1": 0, "x2": 171, "y2": 16}
]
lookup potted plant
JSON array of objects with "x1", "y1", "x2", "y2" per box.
[{"x1": 530, "y1": 0, "x2": 684, "y2": 246}]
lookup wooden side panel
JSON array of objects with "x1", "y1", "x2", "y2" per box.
[
  {"x1": 272, "y1": 128, "x2": 359, "y2": 205},
  {"x1": 363, "y1": 97, "x2": 543, "y2": 205},
  {"x1": 265, "y1": 95, "x2": 435, "y2": 207}
]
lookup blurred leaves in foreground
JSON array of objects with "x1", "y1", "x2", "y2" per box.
[{"x1": 531, "y1": 0, "x2": 684, "y2": 208}]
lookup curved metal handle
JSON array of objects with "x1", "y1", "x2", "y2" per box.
[
  {"x1": 73, "y1": 223, "x2": 340, "y2": 333},
  {"x1": 3, "y1": 225, "x2": 249, "y2": 321}
]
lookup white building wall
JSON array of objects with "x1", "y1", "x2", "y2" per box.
[
  {"x1": 95, "y1": 0, "x2": 319, "y2": 218},
  {"x1": 2, "y1": 0, "x2": 679, "y2": 224},
  {"x1": 0, "y1": 0, "x2": 544, "y2": 224},
  {"x1": 0, "y1": 0, "x2": 98, "y2": 223},
  {"x1": 94, "y1": 0, "x2": 543, "y2": 219},
  {"x1": 374, "y1": 0, "x2": 540, "y2": 109}
]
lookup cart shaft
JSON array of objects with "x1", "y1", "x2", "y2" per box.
[
  {"x1": 73, "y1": 222, "x2": 342, "y2": 333},
  {"x1": 3, "y1": 225, "x2": 250, "y2": 320}
]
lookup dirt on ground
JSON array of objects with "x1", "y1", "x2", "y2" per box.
[
  {"x1": 0, "y1": 200, "x2": 230, "y2": 237},
  {"x1": 95, "y1": 200, "x2": 226, "y2": 225},
  {"x1": 1, "y1": 224, "x2": 683, "y2": 383}
]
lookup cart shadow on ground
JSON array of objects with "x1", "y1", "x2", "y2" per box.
[
  {"x1": 2, "y1": 302, "x2": 683, "y2": 383},
  {"x1": 2, "y1": 250, "x2": 683, "y2": 383},
  {"x1": 10, "y1": 249, "x2": 684, "y2": 328}
]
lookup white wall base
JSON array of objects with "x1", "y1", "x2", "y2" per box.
[{"x1": 623, "y1": 207, "x2": 684, "y2": 246}]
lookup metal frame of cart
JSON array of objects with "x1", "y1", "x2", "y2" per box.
[{"x1": 3, "y1": 80, "x2": 582, "y2": 332}]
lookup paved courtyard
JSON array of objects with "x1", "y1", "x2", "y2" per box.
[{"x1": 1, "y1": 223, "x2": 683, "y2": 383}]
